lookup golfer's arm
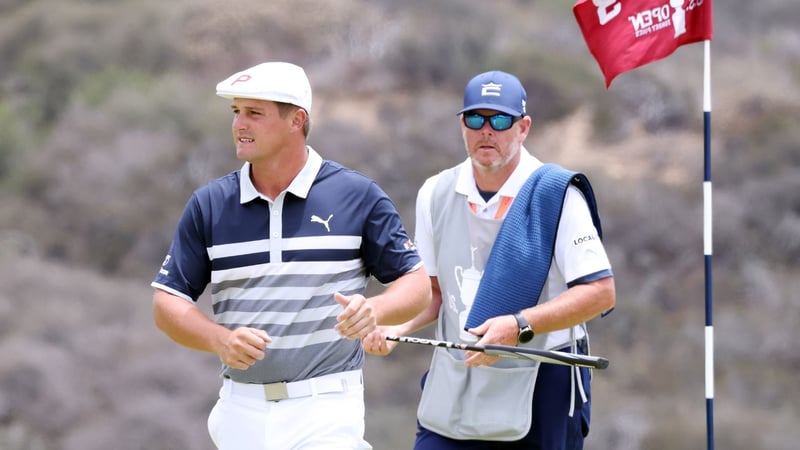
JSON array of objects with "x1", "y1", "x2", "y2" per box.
[
  {"x1": 370, "y1": 266, "x2": 432, "y2": 325},
  {"x1": 388, "y1": 275, "x2": 442, "y2": 336},
  {"x1": 152, "y1": 289, "x2": 228, "y2": 355}
]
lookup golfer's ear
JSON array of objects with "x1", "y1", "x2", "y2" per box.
[{"x1": 290, "y1": 108, "x2": 307, "y2": 131}]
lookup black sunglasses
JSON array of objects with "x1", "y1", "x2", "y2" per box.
[{"x1": 463, "y1": 112, "x2": 522, "y2": 131}]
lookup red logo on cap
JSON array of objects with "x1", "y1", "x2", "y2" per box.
[{"x1": 231, "y1": 74, "x2": 252, "y2": 86}]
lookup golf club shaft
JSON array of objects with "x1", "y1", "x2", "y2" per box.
[{"x1": 385, "y1": 335, "x2": 609, "y2": 370}]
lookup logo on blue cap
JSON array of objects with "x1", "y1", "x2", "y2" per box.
[
  {"x1": 481, "y1": 82, "x2": 503, "y2": 97},
  {"x1": 458, "y1": 71, "x2": 527, "y2": 117}
]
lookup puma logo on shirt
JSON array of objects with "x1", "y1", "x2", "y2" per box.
[{"x1": 310, "y1": 214, "x2": 334, "y2": 232}]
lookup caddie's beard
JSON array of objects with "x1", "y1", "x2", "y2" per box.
[{"x1": 468, "y1": 142, "x2": 520, "y2": 171}]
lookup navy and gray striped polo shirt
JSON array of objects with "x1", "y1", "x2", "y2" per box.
[{"x1": 152, "y1": 148, "x2": 422, "y2": 384}]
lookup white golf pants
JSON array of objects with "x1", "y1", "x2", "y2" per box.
[{"x1": 208, "y1": 371, "x2": 372, "y2": 450}]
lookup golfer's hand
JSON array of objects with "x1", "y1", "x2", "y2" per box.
[
  {"x1": 361, "y1": 326, "x2": 399, "y2": 356},
  {"x1": 334, "y1": 292, "x2": 377, "y2": 339},
  {"x1": 464, "y1": 315, "x2": 518, "y2": 367},
  {"x1": 219, "y1": 327, "x2": 271, "y2": 370}
]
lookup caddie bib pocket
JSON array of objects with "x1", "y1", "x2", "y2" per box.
[{"x1": 417, "y1": 347, "x2": 540, "y2": 441}]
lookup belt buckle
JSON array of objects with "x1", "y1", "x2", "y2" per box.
[{"x1": 263, "y1": 382, "x2": 289, "y2": 402}]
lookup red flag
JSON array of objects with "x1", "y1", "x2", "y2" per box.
[{"x1": 574, "y1": 0, "x2": 713, "y2": 88}]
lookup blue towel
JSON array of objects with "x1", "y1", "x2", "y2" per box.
[{"x1": 464, "y1": 164, "x2": 602, "y2": 329}]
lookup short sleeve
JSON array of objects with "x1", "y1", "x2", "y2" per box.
[{"x1": 553, "y1": 186, "x2": 612, "y2": 284}]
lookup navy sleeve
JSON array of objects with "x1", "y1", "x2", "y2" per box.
[
  {"x1": 152, "y1": 192, "x2": 211, "y2": 301},
  {"x1": 361, "y1": 182, "x2": 422, "y2": 285}
]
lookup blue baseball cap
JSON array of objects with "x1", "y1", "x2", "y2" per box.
[{"x1": 457, "y1": 70, "x2": 527, "y2": 117}]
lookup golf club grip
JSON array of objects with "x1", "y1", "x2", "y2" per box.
[
  {"x1": 483, "y1": 344, "x2": 609, "y2": 369},
  {"x1": 385, "y1": 335, "x2": 608, "y2": 370}
]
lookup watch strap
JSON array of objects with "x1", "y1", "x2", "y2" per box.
[{"x1": 514, "y1": 312, "x2": 529, "y2": 331}]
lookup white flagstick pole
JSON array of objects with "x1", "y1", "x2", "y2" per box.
[{"x1": 702, "y1": 39, "x2": 715, "y2": 450}]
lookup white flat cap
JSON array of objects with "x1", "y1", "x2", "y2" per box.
[{"x1": 216, "y1": 62, "x2": 312, "y2": 113}]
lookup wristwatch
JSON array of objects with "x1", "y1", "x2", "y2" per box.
[{"x1": 514, "y1": 312, "x2": 534, "y2": 344}]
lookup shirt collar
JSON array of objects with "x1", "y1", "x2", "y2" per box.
[
  {"x1": 455, "y1": 146, "x2": 543, "y2": 204},
  {"x1": 239, "y1": 146, "x2": 323, "y2": 203}
]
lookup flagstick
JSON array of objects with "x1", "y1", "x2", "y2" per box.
[{"x1": 702, "y1": 39, "x2": 715, "y2": 450}]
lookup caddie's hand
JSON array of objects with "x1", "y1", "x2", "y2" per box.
[
  {"x1": 334, "y1": 292, "x2": 377, "y2": 339},
  {"x1": 464, "y1": 315, "x2": 518, "y2": 367},
  {"x1": 361, "y1": 326, "x2": 399, "y2": 356},
  {"x1": 219, "y1": 327, "x2": 271, "y2": 370}
]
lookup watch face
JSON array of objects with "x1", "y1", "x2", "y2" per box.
[
  {"x1": 519, "y1": 328, "x2": 534, "y2": 343},
  {"x1": 514, "y1": 313, "x2": 534, "y2": 343}
]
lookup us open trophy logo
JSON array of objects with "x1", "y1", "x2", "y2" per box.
[{"x1": 454, "y1": 246, "x2": 482, "y2": 342}]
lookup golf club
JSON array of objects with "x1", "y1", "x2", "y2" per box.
[{"x1": 386, "y1": 335, "x2": 609, "y2": 370}]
